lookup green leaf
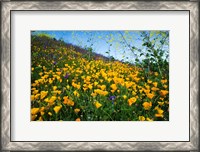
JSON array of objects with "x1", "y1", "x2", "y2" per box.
[
  {"x1": 140, "y1": 53, "x2": 144, "y2": 56},
  {"x1": 150, "y1": 31, "x2": 154, "y2": 38}
]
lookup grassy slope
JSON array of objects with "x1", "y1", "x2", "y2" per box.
[{"x1": 31, "y1": 35, "x2": 169, "y2": 121}]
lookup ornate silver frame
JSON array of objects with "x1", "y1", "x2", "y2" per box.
[{"x1": 1, "y1": 1, "x2": 199, "y2": 151}]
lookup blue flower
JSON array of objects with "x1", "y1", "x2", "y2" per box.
[
  {"x1": 64, "y1": 73, "x2": 69, "y2": 79},
  {"x1": 109, "y1": 96, "x2": 116, "y2": 101}
]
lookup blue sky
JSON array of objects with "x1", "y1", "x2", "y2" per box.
[{"x1": 32, "y1": 30, "x2": 169, "y2": 63}]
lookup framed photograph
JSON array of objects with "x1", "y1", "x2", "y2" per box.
[{"x1": 1, "y1": 0, "x2": 199, "y2": 151}]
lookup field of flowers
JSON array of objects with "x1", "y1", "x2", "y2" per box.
[{"x1": 31, "y1": 33, "x2": 169, "y2": 121}]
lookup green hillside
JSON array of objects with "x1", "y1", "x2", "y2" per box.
[{"x1": 31, "y1": 34, "x2": 169, "y2": 121}]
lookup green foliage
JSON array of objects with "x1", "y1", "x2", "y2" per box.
[
  {"x1": 36, "y1": 33, "x2": 54, "y2": 39},
  {"x1": 134, "y1": 31, "x2": 169, "y2": 79}
]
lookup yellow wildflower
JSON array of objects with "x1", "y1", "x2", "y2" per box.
[
  {"x1": 126, "y1": 77, "x2": 130, "y2": 81},
  {"x1": 38, "y1": 116, "x2": 43, "y2": 121},
  {"x1": 50, "y1": 96, "x2": 57, "y2": 102},
  {"x1": 144, "y1": 89, "x2": 150, "y2": 94},
  {"x1": 155, "y1": 114, "x2": 164, "y2": 118},
  {"x1": 100, "y1": 85, "x2": 106, "y2": 91},
  {"x1": 139, "y1": 89, "x2": 143, "y2": 93},
  {"x1": 49, "y1": 78, "x2": 53, "y2": 84},
  {"x1": 32, "y1": 90, "x2": 39, "y2": 95},
  {"x1": 94, "y1": 101, "x2": 102, "y2": 109},
  {"x1": 39, "y1": 72, "x2": 43, "y2": 76},
  {"x1": 31, "y1": 95, "x2": 35, "y2": 101},
  {"x1": 34, "y1": 93, "x2": 40, "y2": 99},
  {"x1": 94, "y1": 89, "x2": 108, "y2": 96},
  {"x1": 67, "y1": 100, "x2": 74, "y2": 106},
  {"x1": 161, "y1": 79, "x2": 168, "y2": 84},
  {"x1": 40, "y1": 91, "x2": 48, "y2": 100},
  {"x1": 154, "y1": 72, "x2": 158, "y2": 76},
  {"x1": 88, "y1": 84, "x2": 93, "y2": 90},
  {"x1": 45, "y1": 96, "x2": 57, "y2": 104},
  {"x1": 39, "y1": 107, "x2": 45, "y2": 112},
  {"x1": 110, "y1": 84, "x2": 117, "y2": 91},
  {"x1": 73, "y1": 90, "x2": 80, "y2": 97},
  {"x1": 154, "y1": 112, "x2": 163, "y2": 118},
  {"x1": 31, "y1": 108, "x2": 40, "y2": 115},
  {"x1": 76, "y1": 118, "x2": 81, "y2": 121},
  {"x1": 56, "y1": 72, "x2": 61, "y2": 75},
  {"x1": 91, "y1": 92, "x2": 97, "y2": 97},
  {"x1": 74, "y1": 108, "x2": 80, "y2": 114},
  {"x1": 147, "y1": 93, "x2": 154, "y2": 99},
  {"x1": 160, "y1": 90, "x2": 169, "y2": 97},
  {"x1": 63, "y1": 96, "x2": 74, "y2": 106},
  {"x1": 153, "y1": 82, "x2": 158, "y2": 87},
  {"x1": 31, "y1": 114, "x2": 37, "y2": 121},
  {"x1": 146, "y1": 117, "x2": 153, "y2": 121},
  {"x1": 76, "y1": 84, "x2": 81, "y2": 89},
  {"x1": 163, "y1": 85, "x2": 168, "y2": 89},
  {"x1": 157, "y1": 109, "x2": 164, "y2": 114},
  {"x1": 123, "y1": 95, "x2": 127, "y2": 99},
  {"x1": 53, "y1": 105, "x2": 62, "y2": 114},
  {"x1": 158, "y1": 101, "x2": 165, "y2": 106},
  {"x1": 51, "y1": 90, "x2": 61, "y2": 96},
  {"x1": 107, "y1": 78, "x2": 112, "y2": 82},
  {"x1": 53, "y1": 86, "x2": 57, "y2": 91},
  {"x1": 31, "y1": 83, "x2": 36, "y2": 87},
  {"x1": 133, "y1": 77, "x2": 140, "y2": 82},
  {"x1": 155, "y1": 107, "x2": 164, "y2": 118},
  {"x1": 111, "y1": 90, "x2": 115, "y2": 93},
  {"x1": 139, "y1": 116, "x2": 145, "y2": 121},
  {"x1": 128, "y1": 97, "x2": 137, "y2": 106},
  {"x1": 160, "y1": 97, "x2": 164, "y2": 101},
  {"x1": 94, "y1": 82, "x2": 98, "y2": 86},
  {"x1": 165, "y1": 101, "x2": 169, "y2": 104},
  {"x1": 132, "y1": 91, "x2": 136, "y2": 96},
  {"x1": 66, "y1": 85, "x2": 70, "y2": 89},
  {"x1": 125, "y1": 81, "x2": 133, "y2": 88},
  {"x1": 102, "y1": 91, "x2": 108, "y2": 96},
  {"x1": 40, "y1": 111, "x2": 45, "y2": 116},
  {"x1": 143, "y1": 101, "x2": 152, "y2": 110},
  {"x1": 48, "y1": 112, "x2": 52, "y2": 116},
  {"x1": 151, "y1": 87, "x2": 159, "y2": 91}
]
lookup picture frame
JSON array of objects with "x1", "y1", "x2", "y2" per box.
[{"x1": 1, "y1": 0, "x2": 199, "y2": 151}]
